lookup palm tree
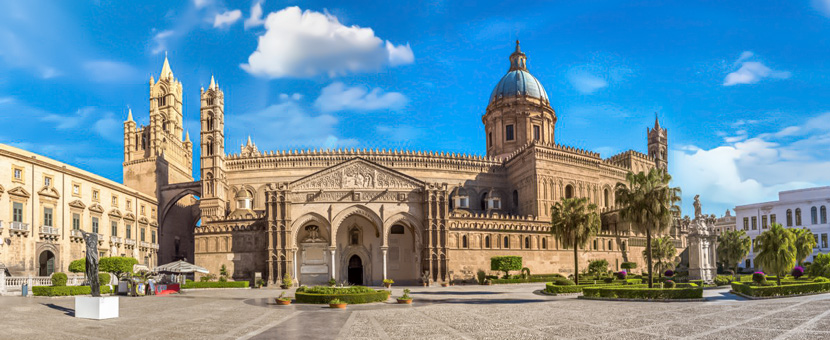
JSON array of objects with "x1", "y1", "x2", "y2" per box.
[
  {"x1": 643, "y1": 235, "x2": 677, "y2": 279},
  {"x1": 716, "y1": 229, "x2": 751, "y2": 279},
  {"x1": 755, "y1": 223, "x2": 796, "y2": 286},
  {"x1": 791, "y1": 227, "x2": 817, "y2": 266},
  {"x1": 615, "y1": 168, "x2": 682, "y2": 288},
  {"x1": 550, "y1": 197, "x2": 601, "y2": 285}
]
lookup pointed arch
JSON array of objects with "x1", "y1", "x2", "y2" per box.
[{"x1": 331, "y1": 205, "x2": 383, "y2": 246}]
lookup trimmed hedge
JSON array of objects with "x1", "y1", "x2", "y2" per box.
[
  {"x1": 295, "y1": 289, "x2": 390, "y2": 304},
  {"x1": 51, "y1": 273, "x2": 68, "y2": 286},
  {"x1": 582, "y1": 284, "x2": 702, "y2": 300},
  {"x1": 491, "y1": 277, "x2": 558, "y2": 284},
  {"x1": 731, "y1": 281, "x2": 830, "y2": 297},
  {"x1": 545, "y1": 282, "x2": 637, "y2": 295},
  {"x1": 182, "y1": 281, "x2": 250, "y2": 289},
  {"x1": 32, "y1": 285, "x2": 112, "y2": 296}
]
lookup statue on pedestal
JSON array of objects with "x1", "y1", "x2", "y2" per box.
[
  {"x1": 82, "y1": 232, "x2": 100, "y2": 297},
  {"x1": 688, "y1": 195, "x2": 718, "y2": 283}
]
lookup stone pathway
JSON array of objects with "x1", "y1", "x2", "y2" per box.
[{"x1": 3, "y1": 285, "x2": 830, "y2": 339}]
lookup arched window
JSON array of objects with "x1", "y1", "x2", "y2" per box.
[
  {"x1": 787, "y1": 209, "x2": 793, "y2": 226},
  {"x1": 822, "y1": 206, "x2": 827, "y2": 224},
  {"x1": 593, "y1": 239, "x2": 598, "y2": 250},
  {"x1": 796, "y1": 208, "x2": 802, "y2": 226},
  {"x1": 207, "y1": 112, "x2": 215, "y2": 131},
  {"x1": 541, "y1": 238, "x2": 547, "y2": 249},
  {"x1": 141, "y1": 133, "x2": 148, "y2": 150},
  {"x1": 205, "y1": 172, "x2": 214, "y2": 195},
  {"x1": 565, "y1": 185, "x2": 574, "y2": 199},
  {"x1": 604, "y1": 189, "x2": 610, "y2": 207},
  {"x1": 621, "y1": 241, "x2": 626, "y2": 251},
  {"x1": 390, "y1": 225, "x2": 404, "y2": 234},
  {"x1": 608, "y1": 240, "x2": 613, "y2": 251},
  {"x1": 206, "y1": 138, "x2": 214, "y2": 156},
  {"x1": 513, "y1": 190, "x2": 519, "y2": 209},
  {"x1": 162, "y1": 118, "x2": 169, "y2": 133},
  {"x1": 481, "y1": 192, "x2": 488, "y2": 211},
  {"x1": 485, "y1": 236, "x2": 491, "y2": 248},
  {"x1": 461, "y1": 235, "x2": 468, "y2": 248},
  {"x1": 812, "y1": 207, "x2": 818, "y2": 225},
  {"x1": 503, "y1": 236, "x2": 509, "y2": 249},
  {"x1": 350, "y1": 227, "x2": 360, "y2": 245},
  {"x1": 524, "y1": 237, "x2": 530, "y2": 249}
]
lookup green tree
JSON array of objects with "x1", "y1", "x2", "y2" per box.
[
  {"x1": 755, "y1": 223, "x2": 796, "y2": 286},
  {"x1": 587, "y1": 259, "x2": 609, "y2": 279},
  {"x1": 550, "y1": 197, "x2": 601, "y2": 285},
  {"x1": 716, "y1": 229, "x2": 751, "y2": 279},
  {"x1": 99, "y1": 257, "x2": 139, "y2": 279},
  {"x1": 791, "y1": 227, "x2": 817, "y2": 266},
  {"x1": 68, "y1": 259, "x2": 86, "y2": 273},
  {"x1": 490, "y1": 256, "x2": 523, "y2": 278},
  {"x1": 615, "y1": 168, "x2": 682, "y2": 288},
  {"x1": 807, "y1": 253, "x2": 830, "y2": 278},
  {"x1": 642, "y1": 235, "x2": 677, "y2": 278}
]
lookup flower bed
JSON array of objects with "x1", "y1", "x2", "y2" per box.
[
  {"x1": 730, "y1": 281, "x2": 830, "y2": 298},
  {"x1": 295, "y1": 286, "x2": 390, "y2": 304},
  {"x1": 182, "y1": 281, "x2": 250, "y2": 289},
  {"x1": 581, "y1": 283, "x2": 702, "y2": 300},
  {"x1": 32, "y1": 285, "x2": 113, "y2": 296}
]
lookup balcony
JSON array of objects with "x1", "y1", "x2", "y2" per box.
[
  {"x1": 39, "y1": 226, "x2": 59, "y2": 235},
  {"x1": 125, "y1": 239, "x2": 136, "y2": 246},
  {"x1": 70, "y1": 229, "x2": 84, "y2": 241},
  {"x1": 10, "y1": 221, "x2": 28, "y2": 231},
  {"x1": 151, "y1": 243, "x2": 159, "y2": 250},
  {"x1": 110, "y1": 236, "x2": 123, "y2": 244},
  {"x1": 140, "y1": 241, "x2": 150, "y2": 248}
]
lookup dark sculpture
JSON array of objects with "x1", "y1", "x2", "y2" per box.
[{"x1": 82, "y1": 231, "x2": 101, "y2": 297}]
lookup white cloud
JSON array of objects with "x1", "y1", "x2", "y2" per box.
[
  {"x1": 193, "y1": 0, "x2": 211, "y2": 9},
  {"x1": 244, "y1": 0, "x2": 265, "y2": 29},
  {"x1": 723, "y1": 51, "x2": 791, "y2": 86},
  {"x1": 240, "y1": 6, "x2": 414, "y2": 78},
  {"x1": 813, "y1": 0, "x2": 830, "y2": 17},
  {"x1": 227, "y1": 100, "x2": 357, "y2": 150},
  {"x1": 567, "y1": 70, "x2": 608, "y2": 94},
  {"x1": 83, "y1": 60, "x2": 139, "y2": 83},
  {"x1": 152, "y1": 30, "x2": 175, "y2": 55},
  {"x1": 314, "y1": 82, "x2": 407, "y2": 113},
  {"x1": 671, "y1": 112, "x2": 830, "y2": 215},
  {"x1": 40, "y1": 107, "x2": 122, "y2": 142},
  {"x1": 214, "y1": 10, "x2": 242, "y2": 28}
]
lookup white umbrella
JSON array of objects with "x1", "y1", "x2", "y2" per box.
[{"x1": 154, "y1": 260, "x2": 209, "y2": 274}]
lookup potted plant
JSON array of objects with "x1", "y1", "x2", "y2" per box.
[
  {"x1": 397, "y1": 288, "x2": 413, "y2": 304},
  {"x1": 256, "y1": 278, "x2": 265, "y2": 289},
  {"x1": 281, "y1": 273, "x2": 293, "y2": 289},
  {"x1": 420, "y1": 272, "x2": 430, "y2": 287},
  {"x1": 275, "y1": 292, "x2": 292, "y2": 305},
  {"x1": 383, "y1": 279, "x2": 394, "y2": 289},
  {"x1": 329, "y1": 298, "x2": 347, "y2": 309},
  {"x1": 484, "y1": 278, "x2": 492, "y2": 285},
  {"x1": 441, "y1": 282, "x2": 449, "y2": 287}
]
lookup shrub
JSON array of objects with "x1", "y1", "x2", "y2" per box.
[
  {"x1": 625, "y1": 278, "x2": 643, "y2": 285},
  {"x1": 218, "y1": 276, "x2": 228, "y2": 282},
  {"x1": 328, "y1": 278, "x2": 337, "y2": 287},
  {"x1": 282, "y1": 273, "x2": 293, "y2": 287},
  {"x1": 621, "y1": 262, "x2": 637, "y2": 270},
  {"x1": 603, "y1": 277, "x2": 614, "y2": 283},
  {"x1": 201, "y1": 274, "x2": 217, "y2": 282},
  {"x1": 476, "y1": 269, "x2": 486, "y2": 285},
  {"x1": 521, "y1": 267, "x2": 531, "y2": 279},
  {"x1": 51, "y1": 273, "x2": 68, "y2": 287},
  {"x1": 587, "y1": 259, "x2": 609, "y2": 278},
  {"x1": 295, "y1": 286, "x2": 390, "y2": 304},
  {"x1": 545, "y1": 283, "x2": 583, "y2": 294},
  {"x1": 99, "y1": 257, "x2": 138, "y2": 279},
  {"x1": 664, "y1": 270, "x2": 674, "y2": 277},
  {"x1": 182, "y1": 281, "x2": 250, "y2": 289},
  {"x1": 382, "y1": 279, "x2": 394, "y2": 286},
  {"x1": 490, "y1": 277, "x2": 558, "y2": 284},
  {"x1": 753, "y1": 272, "x2": 767, "y2": 284},
  {"x1": 815, "y1": 277, "x2": 829, "y2": 283},
  {"x1": 32, "y1": 285, "x2": 112, "y2": 296},
  {"x1": 490, "y1": 256, "x2": 522, "y2": 278},
  {"x1": 664, "y1": 280, "x2": 676, "y2": 288},
  {"x1": 68, "y1": 259, "x2": 85, "y2": 273},
  {"x1": 792, "y1": 266, "x2": 805, "y2": 279},
  {"x1": 616, "y1": 270, "x2": 628, "y2": 280},
  {"x1": 731, "y1": 281, "x2": 830, "y2": 297},
  {"x1": 582, "y1": 286, "x2": 703, "y2": 300},
  {"x1": 329, "y1": 298, "x2": 345, "y2": 305},
  {"x1": 552, "y1": 277, "x2": 575, "y2": 286},
  {"x1": 714, "y1": 276, "x2": 732, "y2": 286},
  {"x1": 98, "y1": 273, "x2": 111, "y2": 286}
]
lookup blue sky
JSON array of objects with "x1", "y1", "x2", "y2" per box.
[{"x1": 2, "y1": 0, "x2": 830, "y2": 216}]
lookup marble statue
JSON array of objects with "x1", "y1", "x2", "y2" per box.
[
  {"x1": 693, "y1": 195, "x2": 702, "y2": 219},
  {"x1": 82, "y1": 232, "x2": 101, "y2": 297},
  {"x1": 687, "y1": 195, "x2": 717, "y2": 283}
]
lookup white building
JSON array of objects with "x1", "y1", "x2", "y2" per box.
[{"x1": 735, "y1": 186, "x2": 830, "y2": 270}]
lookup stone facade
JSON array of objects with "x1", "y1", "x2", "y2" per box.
[
  {"x1": 0, "y1": 144, "x2": 159, "y2": 276},
  {"x1": 146, "y1": 42, "x2": 688, "y2": 286}
]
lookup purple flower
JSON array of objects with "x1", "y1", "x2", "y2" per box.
[
  {"x1": 664, "y1": 270, "x2": 674, "y2": 277},
  {"x1": 753, "y1": 271, "x2": 765, "y2": 276},
  {"x1": 792, "y1": 266, "x2": 804, "y2": 278}
]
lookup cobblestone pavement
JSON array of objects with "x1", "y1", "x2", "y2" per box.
[{"x1": 3, "y1": 285, "x2": 830, "y2": 339}]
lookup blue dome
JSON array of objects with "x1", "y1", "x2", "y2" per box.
[{"x1": 489, "y1": 69, "x2": 549, "y2": 105}]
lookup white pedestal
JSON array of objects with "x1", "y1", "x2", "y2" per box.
[{"x1": 75, "y1": 296, "x2": 119, "y2": 320}]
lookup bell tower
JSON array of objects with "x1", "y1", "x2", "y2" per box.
[
  {"x1": 199, "y1": 76, "x2": 227, "y2": 220},
  {"x1": 647, "y1": 115, "x2": 668, "y2": 170},
  {"x1": 123, "y1": 55, "x2": 193, "y2": 197}
]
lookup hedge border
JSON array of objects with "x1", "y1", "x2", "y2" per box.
[
  {"x1": 581, "y1": 284, "x2": 702, "y2": 300},
  {"x1": 295, "y1": 290, "x2": 390, "y2": 304},
  {"x1": 730, "y1": 281, "x2": 830, "y2": 298},
  {"x1": 491, "y1": 277, "x2": 557, "y2": 284},
  {"x1": 182, "y1": 281, "x2": 250, "y2": 289},
  {"x1": 32, "y1": 285, "x2": 113, "y2": 296}
]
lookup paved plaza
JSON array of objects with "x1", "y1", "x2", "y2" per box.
[{"x1": 4, "y1": 285, "x2": 830, "y2": 339}]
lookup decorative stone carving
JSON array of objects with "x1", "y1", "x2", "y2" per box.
[
  {"x1": 292, "y1": 159, "x2": 422, "y2": 190},
  {"x1": 688, "y1": 195, "x2": 717, "y2": 283}
]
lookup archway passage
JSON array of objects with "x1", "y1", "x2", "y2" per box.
[
  {"x1": 39, "y1": 251, "x2": 55, "y2": 276},
  {"x1": 348, "y1": 255, "x2": 363, "y2": 285}
]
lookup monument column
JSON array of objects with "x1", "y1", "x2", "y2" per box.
[
  {"x1": 330, "y1": 246, "x2": 337, "y2": 280},
  {"x1": 381, "y1": 247, "x2": 388, "y2": 280}
]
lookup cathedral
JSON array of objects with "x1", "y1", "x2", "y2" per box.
[{"x1": 132, "y1": 42, "x2": 686, "y2": 286}]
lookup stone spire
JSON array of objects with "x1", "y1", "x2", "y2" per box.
[
  {"x1": 126, "y1": 108, "x2": 133, "y2": 122},
  {"x1": 160, "y1": 53, "x2": 173, "y2": 79},
  {"x1": 509, "y1": 40, "x2": 527, "y2": 71},
  {"x1": 209, "y1": 75, "x2": 216, "y2": 90},
  {"x1": 654, "y1": 113, "x2": 662, "y2": 130},
  {"x1": 185, "y1": 130, "x2": 191, "y2": 143},
  {"x1": 246, "y1": 135, "x2": 253, "y2": 146}
]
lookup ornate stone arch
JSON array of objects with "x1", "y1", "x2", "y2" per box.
[
  {"x1": 331, "y1": 205, "x2": 382, "y2": 246},
  {"x1": 290, "y1": 212, "x2": 332, "y2": 249},
  {"x1": 382, "y1": 212, "x2": 422, "y2": 246}
]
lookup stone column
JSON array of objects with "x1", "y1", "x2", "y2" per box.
[
  {"x1": 330, "y1": 247, "x2": 337, "y2": 280},
  {"x1": 0, "y1": 268, "x2": 5, "y2": 294},
  {"x1": 293, "y1": 249, "x2": 298, "y2": 285},
  {"x1": 381, "y1": 247, "x2": 388, "y2": 280}
]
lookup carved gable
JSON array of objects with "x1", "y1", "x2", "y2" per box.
[
  {"x1": 291, "y1": 158, "x2": 423, "y2": 191},
  {"x1": 8, "y1": 186, "x2": 30, "y2": 198},
  {"x1": 38, "y1": 186, "x2": 61, "y2": 199},
  {"x1": 68, "y1": 199, "x2": 86, "y2": 210},
  {"x1": 124, "y1": 212, "x2": 136, "y2": 221},
  {"x1": 89, "y1": 203, "x2": 104, "y2": 214},
  {"x1": 109, "y1": 209, "x2": 122, "y2": 218}
]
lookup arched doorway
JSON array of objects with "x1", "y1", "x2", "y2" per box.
[
  {"x1": 348, "y1": 255, "x2": 363, "y2": 285},
  {"x1": 39, "y1": 251, "x2": 55, "y2": 276}
]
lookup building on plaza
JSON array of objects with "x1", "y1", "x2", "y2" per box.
[
  {"x1": 712, "y1": 210, "x2": 737, "y2": 235},
  {"x1": 735, "y1": 186, "x2": 830, "y2": 270},
  {"x1": 0, "y1": 144, "x2": 159, "y2": 277},
  {"x1": 150, "y1": 41, "x2": 688, "y2": 286}
]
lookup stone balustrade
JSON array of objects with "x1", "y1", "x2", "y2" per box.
[
  {"x1": 111, "y1": 236, "x2": 122, "y2": 244},
  {"x1": 140, "y1": 241, "x2": 150, "y2": 248},
  {"x1": 125, "y1": 239, "x2": 136, "y2": 246},
  {"x1": 70, "y1": 229, "x2": 84, "y2": 238},
  {"x1": 39, "y1": 226, "x2": 59, "y2": 235},
  {"x1": 151, "y1": 243, "x2": 159, "y2": 250},
  {"x1": 1, "y1": 274, "x2": 86, "y2": 294},
  {"x1": 10, "y1": 221, "x2": 28, "y2": 231}
]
